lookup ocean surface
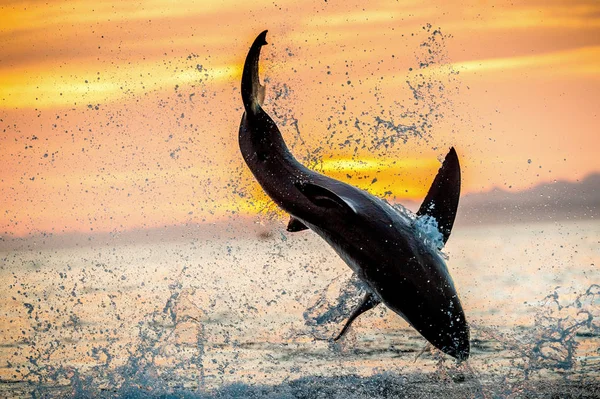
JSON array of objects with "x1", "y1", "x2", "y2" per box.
[{"x1": 1, "y1": 219, "x2": 599, "y2": 398}]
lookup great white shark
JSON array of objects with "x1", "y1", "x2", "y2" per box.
[{"x1": 239, "y1": 31, "x2": 470, "y2": 360}]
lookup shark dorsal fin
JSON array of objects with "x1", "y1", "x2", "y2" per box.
[
  {"x1": 295, "y1": 182, "x2": 357, "y2": 214},
  {"x1": 417, "y1": 147, "x2": 461, "y2": 244}
]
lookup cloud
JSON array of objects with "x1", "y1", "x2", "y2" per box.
[
  {"x1": 451, "y1": 46, "x2": 600, "y2": 77},
  {"x1": 453, "y1": 3, "x2": 600, "y2": 31},
  {"x1": 0, "y1": 60, "x2": 239, "y2": 109},
  {"x1": 1, "y1": 0, "x2": 245, "y2": 35}
]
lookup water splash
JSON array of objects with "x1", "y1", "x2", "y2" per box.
[
  {"x1": 230, "y1": 24, "x2": 464, "y2": 219},
  {"x1": 302, "y1": 274, "x2": 365, "y2": 340},
  {"x1": 342, "y1": 24, "x2": 462, "y2": 153},
  {"x1": 413, "y1": 214, "x2": 446, "y2": 252}
]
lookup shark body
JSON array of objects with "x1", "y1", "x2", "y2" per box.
[{"x1": 239, "y1": 31, "x2": 469, "y2": 360}]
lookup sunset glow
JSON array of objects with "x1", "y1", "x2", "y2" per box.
[{"x1": 1, "y1": 0, "x2": 599, "y2": 236}]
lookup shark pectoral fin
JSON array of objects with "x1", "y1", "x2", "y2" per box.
[
  {"x1": 295, "y1": 182, "x2": 357, "y2": 214},
  {"x1": 287, "y1": 216, "x2": 309, "y2": 232},
  {"x1": 334, "y1": 292, "x2": 381, "y2": 341},
  {"x1": 417, "y1": 147, "x2": 461, "y2": 244}
]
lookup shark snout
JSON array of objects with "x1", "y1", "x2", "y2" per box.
[
  {"x1": 392, "y1": 270, "x2": 470, "y2": 361},
  {"x1": 441, "y1": 323, "x2": 470, "y2": 361},
  {"x1": 416, "y1": 310, "x2": 469, "y2": 361},
  {"x1": 432, "y1": 296, "x2": 470, "y2": 361},
  {"x1": 430, "y1": 291, "x2": 470, "y2": 361}
]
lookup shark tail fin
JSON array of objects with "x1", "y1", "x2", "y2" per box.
[
  {"x1": 417, "y1": 147, "x2": 461, "y2": 244},
  {"x1": 239, "y1": 31, "x2": 297, "y2": 162},
  {"x1": 241, "y1": 30, "x2": 268, "y2": 114}
]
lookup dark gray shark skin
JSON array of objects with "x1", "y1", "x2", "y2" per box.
[{"x1": 239, "y1": 31, "x2": 469, "y2": 361}]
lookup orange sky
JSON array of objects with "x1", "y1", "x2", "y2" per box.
[{"x1": 1, "y1": 0, "x2": 599, "y2": 236}]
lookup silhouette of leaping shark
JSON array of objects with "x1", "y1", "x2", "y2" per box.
[{"x1": 239, "y1": 31, "x2": 469, "y2": 360}]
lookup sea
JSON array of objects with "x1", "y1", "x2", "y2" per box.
[{"x1": 1, "y1": 219, "x2": 599, "y2": 398}]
